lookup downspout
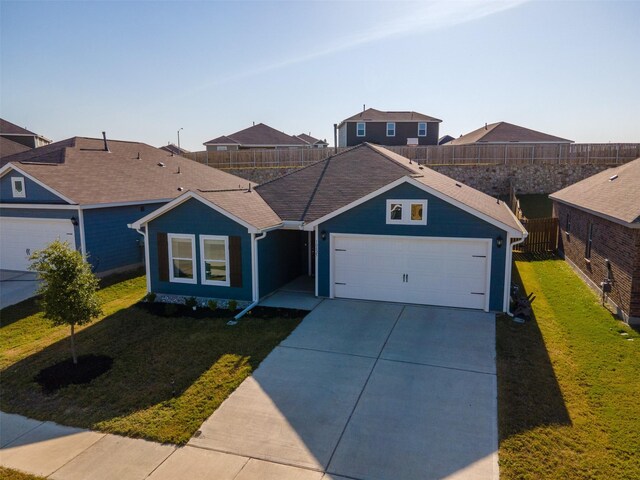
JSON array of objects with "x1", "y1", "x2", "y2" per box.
[
  {"x1": 505, "y1": 235, "x2": 527, "y2": 317},
  {"x1": 77, "y1": 207, "x2": 87, "y2": 257},
  {"x1": 233, "y1": 230, "x2": 268, "y2": 321},
  {"x1": 132, "y1": 225, "x2": 151, "y2": 293}
]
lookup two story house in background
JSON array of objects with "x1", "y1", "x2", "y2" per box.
[{"x1": 337, "y1": 108, "x2": 441, "y2": 147}]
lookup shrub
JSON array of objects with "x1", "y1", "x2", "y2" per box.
[
  {"x1": 227, "y1": 299, "x2": 238, "y2": 311},
  {"x1": 207, "y1": 299, "x2": 218, "y2": 311},
  {"x1": 184, "y1": 296, "x2": 198, "y2": 309},
  {"x1": 145, "y1": 292, "x2": 157, "y2": 303}
]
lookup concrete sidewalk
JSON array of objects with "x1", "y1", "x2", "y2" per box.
[{"x1": 0, "y1": 412, "x2": 339, "y2": 479}]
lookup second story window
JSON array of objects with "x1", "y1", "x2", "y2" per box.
[
  {"x1": 386, "y1": 122, "x2": 396, "y2": 137},
  {"x1": 356, "y1": 122, "x2": 366, "y2": 137},
  {"x1": 418, "y1": 122, "x2": 427, "y2": 137}
]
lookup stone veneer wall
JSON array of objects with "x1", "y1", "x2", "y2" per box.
[
  {"x1": 555, "y1": 202, "x2": 640, "y2": 323},
  {"x1": 226, "y1": 163, "x2": 616, "y2": 196}
]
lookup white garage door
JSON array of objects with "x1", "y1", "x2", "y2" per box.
[
  {"x1": 332, "y1": 234, "x2": 491, "y2": 310},
  {"x1": 0, "y1": 217, "x2": 76, "y2": 271}
]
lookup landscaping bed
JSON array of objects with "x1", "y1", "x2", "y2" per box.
[
  {"x1": 0, "y1": 272, "x2": 305, "y2": 444},
  {"x1": 497, "y1": 256, "x2": 639, "y2": 479}
]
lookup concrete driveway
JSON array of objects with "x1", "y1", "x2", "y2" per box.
[
  {"x1": 190, "y1": 299, "x2": 498, "y2": 480},
  {"x1": 0, "y1": 270, "x2": 39, "y2": 310}
]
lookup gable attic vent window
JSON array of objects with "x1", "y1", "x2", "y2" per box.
[
  {"x1": 386, "y1": 199, "x2": 427, "y2": 225},
  {"x1": 11, "y1": 177, "x2": 26, "y2": 198}
]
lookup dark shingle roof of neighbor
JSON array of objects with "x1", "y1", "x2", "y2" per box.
[
  {"x1": 296, "y1": 133, "x2": 327, "y2": 145},
  {"x1": 550, "y1": 157, "x2": 640, "y2": 225},
  {"x1": 1, "y1": 136, "x2": 281, "y2": 230},
  {"x1": 339, "y1": 108, "x2": 442, "y2": 126},
  {"x1": 448, "y1": 122, "x2": 573, "y2": 145},
  {"x1": 159, "y1": 143, "x2": 190, "y2": 155},
  {"x1": 256, "y1": 143, "x2": 523, "y2": 232},
  {"x1": 204, "y1": 123, "x2": 307, "y2": 146},
  {"x1": 0, "y1": 137, "x2": 32, "y2": 158},
  {"x1": 0, "y1": 118, "x2": 37, "y2": 135}
]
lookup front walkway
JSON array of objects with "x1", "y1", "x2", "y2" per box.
[
  {"x1": 259, "y1": 275, "x2": 322, "y2": 310},
  {"x1": 1, "y1": 300, "x2": 498, "y2": 480}
]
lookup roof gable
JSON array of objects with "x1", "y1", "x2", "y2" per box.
[
  {"x1": 0, "y1": 118, "x2": 36, "y2": 136},
  {"x1": 339, "y1": 108, "x2": 442, "y2": 126},
  {"x1": 550, "y1": 157, "x2": 640, "y2": 225},
  {"x1": 449, "y1": 122, "x2": 573, "y2": 145}
]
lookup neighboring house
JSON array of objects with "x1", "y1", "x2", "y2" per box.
[
  {"x1": 204, "y1": 123, "x2": 309, "y2": 151},
  {"x1": 1, "y1": 137, "x2": 32, "y2": 159},
  {"x1": 131, "y1": 143, "x2": 526, "y2": 313},
  {"x1": 295, "y1": 133, "x2": 328, "y2": 148},
  {"x1": 448, "y1": 122, "x2": 573, "y2": 145},
  {"x1": 0, "y1": 136, "x2": 253, "y2": 275},
  {"x1": 550, "y1": 158, "x2": 640, "y2": 325},
  {"x1": 438, "y1": 135, "x2": 455, "y2": 145},
  {"x1": 337, "y1": 108, "x2": 442, "y2": 147},
  {"x1": 159, "y1": 143, "x2": 190, "y2": 155},
  {"x1": 0, "y1": 118, "x2": 52, "y2": 149}
]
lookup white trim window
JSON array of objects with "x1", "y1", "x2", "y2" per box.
[
  {"x1": 200, "y1": 235, "x2": 230, "y2": 286},
  {"x1": 216, "y1": 146, "x2": 228, "y2": 151},
  {"x1": 418, "y1": 122, "x2": 427, "y2": 137},
  {"x1": 386, "y1": 122, "x2": 396, "y2": 137},
  {"x1": 168, "y1": 234, "x2": 196, "y2": 283},
  {"x1": 11, "y1": 177, "x2": 26, "y2": 198},
  {"x1": 386, "y1": 199, "x2": 428, "y2": 225},
  {"x1": 356, "y1": 122, "x2": 366, "y2": 137}
]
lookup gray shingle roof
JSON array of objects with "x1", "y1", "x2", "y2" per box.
[
  {"x1": 0, "y1": 137, "x2": 32, "y2": 158},
  {"x1": 550, "y1": 157, "x2": 640, "y2": 225},
  {"x1": 448, "y1": 122, "x2": 573, "y2": 145},
  {"x1": 0, "y1": 118, "x2": 37, "y2": 136},
  {"x1": 339, "y1": 108, "x2": 442, "y2": 126},
  {"x1": 204, "y1": 123, "x2": 307, "y2": 147},
  {"x1": 1, "y1": 136, "x2": 279, "y2": 230}
]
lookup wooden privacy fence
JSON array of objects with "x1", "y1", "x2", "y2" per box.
[
  {"x1": 182, "y1": 143, "x2": 640, "y2": 169},
  {"x1": 515, "y1": 217, "x2": 559, "y2": 254}
]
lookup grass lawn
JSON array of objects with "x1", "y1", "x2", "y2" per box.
[
  {"x1": 497, "y1": 256, "x2": 640, "y2": 479},
  {"x1": 0, "y1": 271, "x2": 303, "y2": 445},
  {"x1": 518, "y1": 194, "x2": 553, "y2": 219},
  {"x1": 0, "y1": 467, "x2": 46, "y2": 480}
]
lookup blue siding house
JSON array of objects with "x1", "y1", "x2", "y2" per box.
[
  {"x1": 132, "y1": 143, "x2": 526, "y2": 314},
  {"x1": 0, "y1": 136, "x2": 256, "y2": 276}
]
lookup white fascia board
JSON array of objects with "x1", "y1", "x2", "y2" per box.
[
  {"x1": 281, "y1": 220, "x2": 304, "y2": 230},
  {"x1": 303, "y1": 176, "x2": 525, "y2": 237},
  {"x1": 549, "y1": 196, "x2": 640, "y2": 229},
  {"x1": 128, "y1": 190, "x2": 262, "y2": 233},
  {"x1": 0, "y1": 164, "x2": 76, "y2": 204},
  {"x1": 80, "y1": 198, "x2": 173, "y2": 210},
  {"x1": 0, "y1": 203, "x2": 78, "y2": 210}
]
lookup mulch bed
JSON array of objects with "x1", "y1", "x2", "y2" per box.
[
  {"x1": 35, "y1": 354, "x2": 113, "y2": 393},
  {"x1": 137, "y1": 302, "x2": 308, "y2": 320}
]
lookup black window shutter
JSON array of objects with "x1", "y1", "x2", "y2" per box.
[
  {"x1": 157, "y1": 232, "x2": 169, "y2": 281},
  {"x1": 229, "y1": 236, "x2": 242, "y2": 288}
]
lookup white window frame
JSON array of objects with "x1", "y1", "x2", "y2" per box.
[
  {"x1": 386, "y1": 199, "x2": 428, "y2": 225},
  {"x1": 418, "y1": 122, "x2": 427, "y2": 137},
  {"x1": 200, "y1": 235, "x2": 230, "y2": 286},
  {"x1": 216, "y1": 146, "x2": 228, "y2": 151},
  {"x1": 11, "y1": 177, "x2": 26, "y2": 198},
  {"x1": 168, "y1": 233, "x2": 197, "y2": 284},
  {"x1": 356, "y1": 122, "x2": 366, "y2": 137},
  {"x1": 386, "y1": 122, "x2": 396, "y2": 137}
]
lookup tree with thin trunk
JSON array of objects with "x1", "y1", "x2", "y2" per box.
[{"x1": 29, "y1": 240, "x2": 102, "y2": 364}]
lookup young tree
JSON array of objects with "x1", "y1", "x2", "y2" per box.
[{"x1": 29, "y1": 240, "x2": 102, "y2": 364}]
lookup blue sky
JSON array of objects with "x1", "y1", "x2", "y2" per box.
[{"x1": 1, "y1": 0, "x2": 639, "y2": 150}]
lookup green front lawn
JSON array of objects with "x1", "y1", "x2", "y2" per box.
[
  {"x1": 0, "y1": 272, "x2": 303, "y2": 444},
  {"x1": 498, "y1": 257, "x2": 640, "y2": 479}
]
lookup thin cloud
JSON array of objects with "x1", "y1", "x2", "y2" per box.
[{"x1": 179, "y1": 1, "x2": 526, "y2": 98}]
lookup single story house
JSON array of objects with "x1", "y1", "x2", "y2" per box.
[
  {"x1": 0, "y1": 135, "x2": 254, "y2": 275},
  {"x1": 295, "y1": 133, "x2": 328, "y2": 148},
  {"x1": 204, "y1": 123, "x2": 309, "y2": 151},
  {"x1": 337, "y1": 108, "x2": 442, "y2": 147},
  {"x1": 159, "y1": 143, "x2": 190, "y2": 155},
  {"x1": 448, "y1": 122, "x2": 573, "y2": 145},
  {"x1": 131, "y1": 143, "x2": 527, "y2": 313},
  {"x1": 550, "y1": 158, "x2": 640, "y2": 325}
]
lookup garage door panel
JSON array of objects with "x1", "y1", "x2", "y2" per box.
[
  {"x1": 332, "y1": 235, "x2": 490, "y2": 311},
  {"x1": 0, "y1": 217, "x2": 76, "y2": 272}
]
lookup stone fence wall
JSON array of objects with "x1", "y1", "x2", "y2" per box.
[{"x1": 223, "y1": 163, "x2": 616, "y2": 196}]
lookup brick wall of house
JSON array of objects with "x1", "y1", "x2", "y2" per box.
[{"x1": 555, "y1": 202, "x2": 639, "y2": 321}]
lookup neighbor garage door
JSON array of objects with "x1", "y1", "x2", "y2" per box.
[
  {"x1": 332, "y1": 234, "x2": 491, "y2": 310},
  {"x1": 0, "y1": 217, "x2": 76, "y2": 271}
]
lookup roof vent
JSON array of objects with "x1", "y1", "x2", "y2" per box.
[
  {"x1": 158, "y1": 162, "x2": 165, "y2": 167},
  {"x1": 455, "y1": 182, "x2": 462, "y2": 188},
  {"x1": 102, "y1": 131, "x2": 110, "y2": 152},
  {"x1": 609, "y1": 174, "x2": 618, "y2": 181},
  {"x1": 137, "y1": 152, "x2": 141, "y2": 159},
  {"x1": 177, "y1": 187, "x2": 184, "y2": 191},
  {"x1": 176, "y1": 166, "x2": 181, "y2": 174},
  {"x1": 418, "y1": 166, "x2": 424, "y2": 170}
]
